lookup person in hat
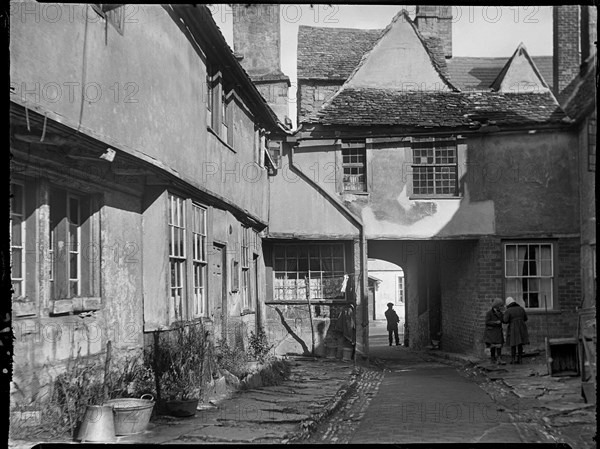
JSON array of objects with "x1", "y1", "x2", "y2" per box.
[
  {"x1": 484, "y1": 298, "x2": 506, "y2": 365},
  {"x1": 503, "y1": 296, "x2": 529, "y2": 364},
  {"x1": 385, "y1": 302, "x2": 401, "y2": 346}
]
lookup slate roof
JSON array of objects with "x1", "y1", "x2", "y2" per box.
[
  {"x1": 297, "y1": 25, "x2": 554, "y2": 90},
  {"x1": 559, "y1": 56, "x2": 597, "y2": 122},
  {"x1": 305, "y1": 88, "x2": 568, "y2": 128}
]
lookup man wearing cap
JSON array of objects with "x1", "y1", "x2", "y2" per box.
[{"x1": 385, "y1": 302, "x2": 401, "y2": 346}]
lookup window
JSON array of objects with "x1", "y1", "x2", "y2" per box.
[
  {"x1": 10, "y1": 182, "x2": 25, "y2": 298},
  {"x1": 168, "y1": 194, "x2": 186, "y2": 320},
  {"x1": 192, "y1": 204, "x2": 207, "y2": 317},
  {"x1": 241, "y1": 226, "x2": 250, "y2": 309},
  {"x1": 49, "y1": 188, "x2": 94, "y2": 299},
  {"x1": 273, "y1": 244, "x2": 346, "y2": 301},
  {"x1": 396, "y1": 274, "x2": 405, "y2": 304},
  {"x1": 588, "y1": 114, "x2": 596, "y2": 172},
  {"x1": 411, "y1": 137, "x2": 458, "y2": 196},
  {"x1": 206, "y1": 70, "x2": 214, "y2": 128},
  {"x1": 341, "y1": 141, "x2": 366, "y2": 192},
  {"x1": 221, "y1": 92, "x2": 233, "y2": 146},
  {"x1": 504, "y1": 242, "x2": 554, "y2": 309}
]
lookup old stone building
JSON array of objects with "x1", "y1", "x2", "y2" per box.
[
  {"x1": 9, "y1": 2, "x2": 287, "y2": 402},
  {"x1": 264, "y1": 5, "x2": 594, "y2": 357}
]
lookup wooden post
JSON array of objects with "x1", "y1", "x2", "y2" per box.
[
  {"x1": 305, "y1": 276, "x2": 315, "y2": 356},
  {"x1": 103, "y1": 340, "x2": 112, "y2": 402}
]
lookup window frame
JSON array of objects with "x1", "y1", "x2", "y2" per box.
[
  {"x1": 168, "y1": 193, "x2": 187, "y2": 321},
  {"x1": 191, "y1": 203, "x2": 208, "y2": 318},
  {"x1": 10, "y1": 181, "x2": 26, "y2": 299},
  {"x1": 272, "y1": 243, "x2": 347, "y2": 302},
  {"x1": 410, "y1": 136, "x2": 459, "y2": 198},
  {"x1": 240, "y1": 226, "x2": 251, "y2": 310},
  {"x1": 341, "y1": 140, "x2": 367, "y2": 192},
  {"x1": 396, "y1": 273, "x2": 405, "y2": 304},
  {"x1": 503, "y1": 241, "x2": 556, "y2": 310}
]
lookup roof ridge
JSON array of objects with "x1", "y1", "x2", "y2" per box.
[{"x1": 298, "y1": 24, "x2": 382, "y2": 32}]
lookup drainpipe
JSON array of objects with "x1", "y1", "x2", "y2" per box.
[{"x1": 289, "y1": 144, "x2": 369, "y2": 362}]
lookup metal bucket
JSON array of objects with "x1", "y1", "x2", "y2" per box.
[
  {"x1": 104, "y1": 394, "x2": 154, "y2": 435},
  {"x1": 76, "y1": 405, "x2": 116, "y2": 442}
]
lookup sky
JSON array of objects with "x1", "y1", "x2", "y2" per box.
[{"x1": 210, "y1": 4, "x2": 553, "y2": 125}]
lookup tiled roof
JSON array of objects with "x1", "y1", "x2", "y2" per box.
[
  {"x1": 304, "y1": 88, "x2": 568, "y2": 128},
  {"x1": 297, "y1": 26, "x2": 554, "y2": 90},
  {"x1": 560, "y1": 56, "x2": 597, "y2": 122},
  {"x1": 448, "y1": 56, "x2": 553, "y2": 91},
  {"x1": 297, "y1": 26, "x2": 382, "y2": 79}
]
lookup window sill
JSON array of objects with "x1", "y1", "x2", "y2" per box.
[
  {"x1": 525, "y1": 309, "x2": 561, "y2": 315},
  {"x1": 240, "y1": 309, "x2": 255, "y2": 316},
  {"x1": 13, "y1": 299, "x2": 37, "y2": 317},
  {"x1": 265, "y1": 300, "x2": 348, "y2": 306},
  {"x1": 207, "y1": 126, "x2": 236, "y2": 153},
  {"x1": 342, "y1": 191, "x2": 369, "y2": 196},
  {"x1": 409, "y1": 195, "x2": 462, "y2": 200},
  {"x1": 51, "y1": 297, "x2": 102, "y2": 316}
]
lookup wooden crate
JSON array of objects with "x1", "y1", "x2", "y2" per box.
[{"x1": 545, "y1": 337, "x2": 579, "y2": 377}]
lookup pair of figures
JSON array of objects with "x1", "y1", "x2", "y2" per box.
[{"x1": 484, "y1": 297, "x2": 530, "y2": 365}]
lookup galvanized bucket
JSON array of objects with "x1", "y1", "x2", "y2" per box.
[
  {"x1": 76, "y1": 405, "x2": 116, "y2": 442},
  {"x1": 104, "y1": 394, "x2": 154, "y2": 435}
]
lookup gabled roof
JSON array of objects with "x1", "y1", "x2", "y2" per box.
[
  {"x1": 304, "y1": 89, "x2": 568, "y2": 129},
  {"x1": 297, "y1": 25, "x2": 554, "y2": 91},
  {"x1": 342, "y1": 9, "x2": 457, "y2": 90},
  {"x1": 490, "y1": 43, "x2": 550, "y2": 93}
]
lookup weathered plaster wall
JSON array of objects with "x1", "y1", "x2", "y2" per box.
[
  {"x1": 10, "y1": 2, "x2": 269, "y2": 221},
  {"x1": 268, "y1": 147, "x2": 360, "y2": 238}
]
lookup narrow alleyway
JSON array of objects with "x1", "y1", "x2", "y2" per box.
[{"x1": 304, "y1": 322, "x2": 559, "y2": 444}]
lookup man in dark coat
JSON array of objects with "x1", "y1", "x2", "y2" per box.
[
  {"x1": 503, "y1": 296, "x2": 530, "y2": 364},
  {"x1": 484, "y1": 297, "x2": 506, "y2": 365},
  {"x1": 385, "y1": 302, "x2": 400, "y2": 346}
]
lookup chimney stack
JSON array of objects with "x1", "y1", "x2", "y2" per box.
[
  {"x1": 232, "y1": 4, "x2": 290, "y2": 123},
  {"x1": 553, "y1": 5, "x2": 581, "y2": 95},
  {"x1": 414, "y1": 5, "x2": 453, "y2": 59}
]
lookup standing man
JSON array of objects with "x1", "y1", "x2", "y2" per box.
[{"x1": 385, "y1": 302, "x2": 401, "y2": 346}]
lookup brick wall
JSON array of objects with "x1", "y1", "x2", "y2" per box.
[
  {"x1": 440, "y1": 241, "x2": 480, "y2": 354},
  {"x1": 441, "y1": 236, "x2": 581, "y2": 357},
  {"x1": 553, "y1": 5, "x2": 581, "y2": 94}
]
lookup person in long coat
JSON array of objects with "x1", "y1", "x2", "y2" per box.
[
  {"x1": 503, "y1": 296, "x2": 529, "y2": 364},
  {"x1": 484, "y1": 298, "x2": 506, "y2": 365},
  {"x1": 385, "y1": 302, "x2": 400, "y2": 346}
]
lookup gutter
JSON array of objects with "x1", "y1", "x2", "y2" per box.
[{"x1": 288, "y1": 144, "x2": 369, "y2": 358}]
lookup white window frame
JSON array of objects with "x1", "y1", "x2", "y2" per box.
[
  {"x1": 504, "y1": 242, "x2": 554, "y2": 310},
  {"x1": 192, "y1": 203, "x2": 207, "y2": 317},
  {"x1": 168, "y1": 193, "x2": 186, "y2": 320},
  {"x1": 10, "y1": 181, "x2": 26, "y2": 298},
  {"x1": 411, "y1": 136, "x2": 458, "y2": 197},
  {"x1": 67, "y1": 194, "x2": 82, "y2": 297},
  {"x1": 396, "y1": 274, "x2": 405, "y2": 304},
  {"x1": 273, "y1": 244, "x2": 346, "y2": 301},
  {"x1": 341, "y1": 141, "x2": 367, "y2": 192},
  {"x1": 241, "y1": 226, "x2": 250, "y2": 309}
]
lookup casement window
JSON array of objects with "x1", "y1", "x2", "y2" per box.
[
  {"x1": 241, "y1": 226, "x2": 250, "y2": 309},
  {"x1": 221, "y1": 92, "x2": 234, "y2": 147},
  {"x1": 504, "y1": 242, "x2": 554, "y2": 309},
  {"x1": 168, "y1": 194, "x2": 211, "y2": 320},
  {"x1": 411, "y1": 136, "x2": 458, "y2": 196},
  {"x1": 91, "y1": 4, "x2": 125, "y2": 35},
  {"x1": 10, "y1": 182, "x2": 26, "y2": 298},
  {"x1": 206, "y1": 69, "x2": 214, "y2": 128},
  {"x1": 341, "y1": 141, "x2": 367, "y2": 192},
  {"x1": 273, "y1": 244, "x2": 346, "y2": 301},
  {"x1": 192, "y1": 204, "x2": 207, "y2": 317},
  {"x1": 168, "y1": 194, "x2": 186, "y2": 320},
  {"x1": 396, "y1": 274, "x2": 405, "y2": 304},
  {"x1": 49, "y1": 188, "x2": 94, "y2": 299}
]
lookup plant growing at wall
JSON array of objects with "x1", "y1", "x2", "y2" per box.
[
  {"x1": 150, "y1": 320, "x2": 210, "y2": 402},
  {"x1": 247, "y1": 327, "x2": 274, "y2": 364},
  {"x1": 215, "y1": 337, "x2": 249, "y2": 379}
]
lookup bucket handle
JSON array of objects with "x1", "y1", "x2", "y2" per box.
[{"x1": 141, "y1": 394, "x2": 154, "y2": 402}]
